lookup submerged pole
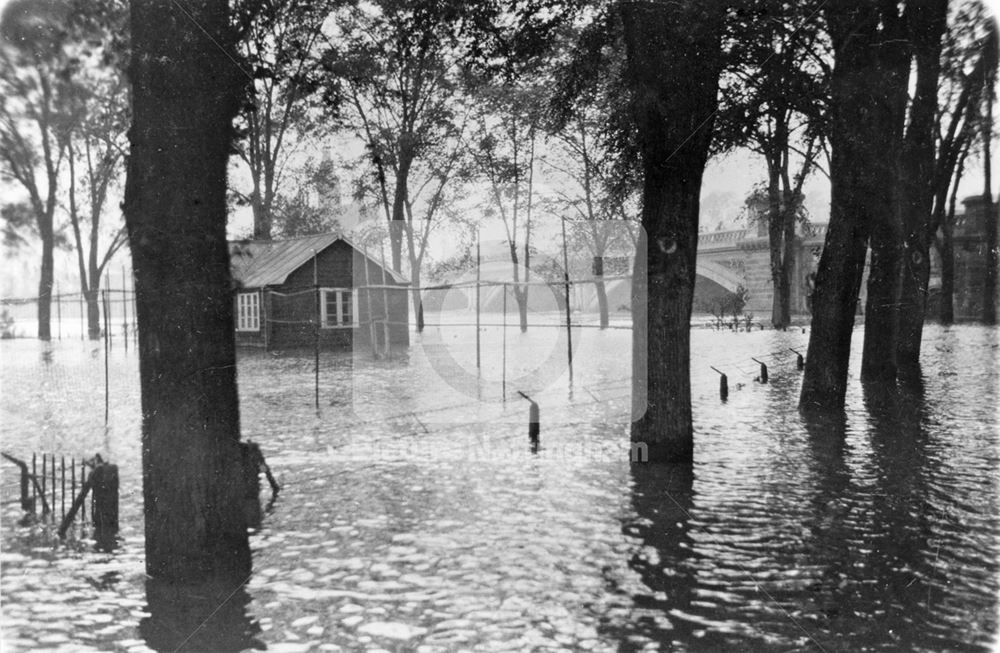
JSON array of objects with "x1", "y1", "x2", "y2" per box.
[
  {"x1": 710, "y1": 366, "x2": 728, "y2": 401},
  {"x1": 517, "y1": 391, "x2": 540, "y2": 452},
  {"x1": 751, "y1": 357, "x2": 768, "y2": 383},
  {"x1": 790, "y1": 348, "x2": 805, "y2": 370}
]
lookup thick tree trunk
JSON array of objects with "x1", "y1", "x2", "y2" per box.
[
  {"x1": 860, "y1": 17, "x2": 909, "y2": 384},
  {"x1": 801, "y1": 5, "x2": 886, "y2": 410},
  {"x1": 594, "y1": 255, "x2": 609, "y2": 329},
  {"x1": 389, "y1": 153, "x2": 412, "y2": 274},
  {"x1": 37, "y1": 231, "x2": 54, "y2": 341},
  {"x1": 622, "y1": 0, "x2": 723, "y2": 463},
  {"x1": 897, "y1": 0, "x2": 948, "y2": 372},
  {"x1": 125, "y1": 0, "x2": 251, "y2": 582},
  {"x1": 85, "y1": 289, "x2": 101, "y2": 340}
]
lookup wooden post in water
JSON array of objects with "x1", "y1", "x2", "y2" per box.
[
  {"x1": 60, "y1": 457, "x2": 66, "y2": 519},
  {"x1": 56, "y1": 284, "x2": 62, "y2": 340},
  {"x1": 751, "y1": 357, "x2": 768, "y2": 383},
  {"x1": 710, "y1": 366, "x2": 728, "y2": 401},
  {"x1": 91, "y1": 463, "x2": 119, "y2": 550},
  {"x1": 32, "y1": 454, "x2": 37, "y2": 507},
  {"x1": 517, "y1": 391, "x2": 540, "y2": 452},
  {"x1": 79, "y1": 293, "x2": 84, "y2": 340},
  {"x1": 790, "y1": 348, "x2": 805, "y2": 370}
]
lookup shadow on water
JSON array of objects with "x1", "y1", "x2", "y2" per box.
[
  {"x1": 140, "y1": 577, "x2": 264, "y2": 653},
  {"x1": 614, "y1": 463, "x2": 699, "y2": 651}
]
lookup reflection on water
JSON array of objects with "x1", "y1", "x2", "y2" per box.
[
  {"x1": 140, "y1": 579, "x2": 264, "y2": 653},
  {"x1": 0, "y1": 324, "x2": 997, "y2": 651}
]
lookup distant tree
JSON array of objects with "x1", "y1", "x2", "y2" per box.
[
  {"x1": 64, "y1": 6, "x2": 130, "y2": 340},
  {"x1": 932, "y1": 2, "x2": 995, "y2": 324},
  {"x1": 272, "y1": 157, "x2": 343, "y2": 237},
  {"x1": 125, "y1": 0, "x2": 251, "y2": 582},
  {"x1": 231, "y1": 0, "x2": 337, "y2": 240},
  {"x1": 714, "y1": 0, "x2": 829, "y2": 329},
  {"x1": 0, "y1": 0, "x2": 81, "y2": 339},
  {"x1": 470, "y1": 81, "x2": 544, "y2": 333},
  {"x1": 547, "y1": 105, "x2": 637, "y2": 329},
  {"x1": 322, "y1": 0, "x2": 478, "y2": 330}
]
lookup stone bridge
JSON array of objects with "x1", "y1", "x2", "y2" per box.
[{"x1": 693, "y1": 223, "x2": 828, "y2": 315}]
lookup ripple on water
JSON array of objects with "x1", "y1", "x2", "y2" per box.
[{"x1": 1, "y1": 324, "x2": 997, "y2": 651}]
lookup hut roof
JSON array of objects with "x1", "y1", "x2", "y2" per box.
[{"x1": 229, "y1": 233, "x2": 408, "y2": 287}]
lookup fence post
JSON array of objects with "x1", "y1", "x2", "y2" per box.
[
  {"x1": 560, "y1": 217, "x2": 574, "y2": 386},
  {"x1": 91, "y1": 463, "x2": 119, "y2": 550},
  {"x1": 122, "y1": 267, "x2": 129, "y2": 352},
  {"x1": 103, "y1": 289, "x2": 110, "y2": 427},
  {"x1": 502, "y1": 283, "x2": 507, "y2": 402}
]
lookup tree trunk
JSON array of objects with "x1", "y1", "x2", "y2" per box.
[
  {"x1": 593, "y1": 255, "x2": 608, "y2": 329},
  {"x1": 767, "y1": 172, "x2": 785, "y2": 329},
  {"x1": 860, "y1": 15, "x2": 909, "y2": 385},
  {"x1": 897, "y1": 0, "x2": 948, "y2": 372},
  {"x1": 801, "y1": 5, "x2": 887, "y2": 410},
  {"x1": 37, "y1": 230, "x2": 54, "y2": 341},
  {"x1": 85, "y1": 289, "x2": 101, "y2": 340},
  {"x1": 389, "y1": 151, "x2": 413, "y2": 274},
  {"x1": 514, "y1": 285, "x2": 528, "y2": 333},
  {"x1": 125, "y1": 0, "x2": 251, "y2": 582},
  {"x1": 779, "y1": 205, "x2": 795, "y2": 326},
  {"x1": 938, "y1": 227, "x2": 955, "y2": 323},
  {"x1": 621, "y1": 0, "x2": 723, "y2": 463}
]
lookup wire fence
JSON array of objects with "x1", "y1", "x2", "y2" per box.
[{"x1": 0, "y1": 287, "x2": 138, "y2": 345}]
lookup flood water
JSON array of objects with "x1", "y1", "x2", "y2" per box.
[{"x1": 1, "y1": 320, "x2": 998, "y2": 652}]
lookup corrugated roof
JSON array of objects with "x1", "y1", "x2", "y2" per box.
[{"x1": 229, "y1": 233, "x2": 408, "y2": 287}]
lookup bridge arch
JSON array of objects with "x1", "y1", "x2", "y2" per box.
[{"x1": 695, "y1": 258, "x2": 743, "y2": 294}]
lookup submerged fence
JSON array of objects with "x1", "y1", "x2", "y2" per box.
[
  {"x1": 1, "y1": 286, "x2": 138, "y2": 344},
  {"x1": 1, "y1": 451, "x2": 119, "y2": 547}
]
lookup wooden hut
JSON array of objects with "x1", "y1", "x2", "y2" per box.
[{"x1": 229, "y1": 233, "x2": 409, "y2": 351}]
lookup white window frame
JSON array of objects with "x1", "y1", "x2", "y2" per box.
[
  {"x1": 320, "y1": 288, "x2": 358, "y2": 328},
  {"x1": 236, "y1": 291, "x2": 260, "y2": 331}
]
